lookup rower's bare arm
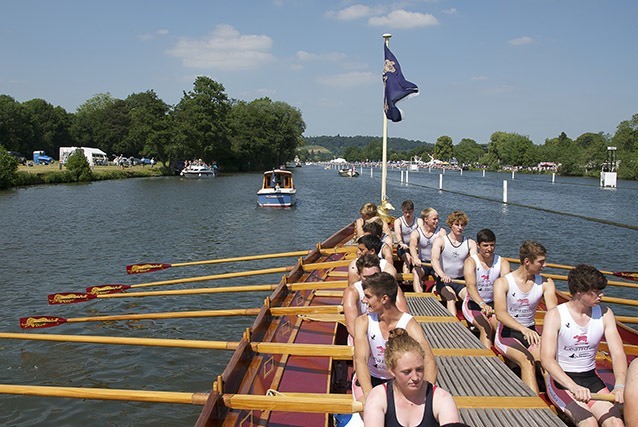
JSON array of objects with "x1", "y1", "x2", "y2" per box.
[
  {"x1": 430, "y1": 237, "x2": 445, "y2": 279},
  {"x1": 407, "y1": 318, "x2": 438, "y2": 384},
  {"x1": 603, "y1": 307, "x2": 627, "y2": 403},
  {"x1": 464, "y1": 257, "x2": 481, "y2": 304},
  {"x1": 500, "y1": 258, "x2": 511, "y2": 277},
  {"x1": 342, "y1": 286, "x2": 360, "y2": 338},
  {"x1": 493, "y1": 278, "x2": 518, "y2": 330},
  {"x1": 468, "y1": 239, "x2": 478, "y2": 255},
  {"x1": 542, "y1": 278, "x2": 558, "y2": 311},
  {"x1": 348, "y1": 260, "x2": 358, "y2": 286},
  {"x1": 433, "y1": 387, "x2": 461, "y2": 425},
  {"x1": 409, "y1": 230, "x2": 420, "y2": 266},
  {"x1": 354, "y1": 315, "x2": 374, "y2": 398},
  {"x1": 362, "y1": 385, "x2": 387, "y2": 426}
]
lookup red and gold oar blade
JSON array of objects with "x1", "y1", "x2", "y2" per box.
[
  {"x1": 613, "y1": 271, "x2": 638, "y2": 282},
  {"x1": 20, "y1": 316, "x2": 67, "y2": 329},
  {"x1": 48, "y1": 292, "x2": 97, "y2": 305},
  {"x1": 85, "y1": 284, "x2": 131, "y2": 295},
  {"x1": 126, "y1": 263, "x2": 171, "y2": 274}
]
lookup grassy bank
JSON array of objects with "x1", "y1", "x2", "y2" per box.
[{"x1": 14, "y1": 163, "x2": 165, "y2": 186}]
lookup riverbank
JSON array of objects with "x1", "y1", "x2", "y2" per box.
[{"x1": 12, "y1": 163, "x2": 165, "y2": 187}]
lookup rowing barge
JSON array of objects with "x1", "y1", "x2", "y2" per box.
[{"x1": 193, "y1": 223, "x2": 638, "y2": 426}]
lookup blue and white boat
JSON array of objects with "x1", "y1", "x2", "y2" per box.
[{"x1": 257, "y1": 169, "x2": 297, "y2": 207}]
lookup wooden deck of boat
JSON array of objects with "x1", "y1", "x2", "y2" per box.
[{"x1": 405, "y1": 295, "x2": 567, "y2": 427}]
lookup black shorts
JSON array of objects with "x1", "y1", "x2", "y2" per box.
[
  {"x1": 467, "y1": 300, "x2": 494, "y2": 311},
  {"x1": 554, "y1": 369, "x2": 606, "y2": 393},
  {"x1": 355, "y1": 375, "x2": 390, "y2": 388},
  {"x1": 501, "y1": 324, "x2": 536, "y2": 346},
  {"x1": 397, "y1": 245, "x2": 408, "y2": 258},
  {"x1": 435, "y1": 278, "x2": 465, "y2": 296}
]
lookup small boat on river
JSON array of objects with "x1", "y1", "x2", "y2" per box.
[
  {"x1": 181, "y1": 164, "x2": 216, "y2": 179},
  {"x1": 257, "y1": 169, "x2": 297, "y2": 207},
  {"x1": 338, "y1": 166, "x2": 359, "y2": 178}
]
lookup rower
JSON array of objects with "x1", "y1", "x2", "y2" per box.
[
  {"x1": 362, "y1": 220, "x2": 394, "y2": 266},
  {"x1": 347, "y1": 234, "x2": 396, "y2": 286},
  {"x1": 343, "y1": 253, "x2": 381, "y2": 339},
  {"x1": 461, "y1": 228, "x2": 510, "y2": 349},
  {"x1": 541, "y1": 264, "x2": 626, "y2": 426},
  {"x1": 393, "y1": 200, "x2": 421, "y2": 276},
  {"x1": 493, "y1": 240, "x2": 557, "y2": 393},
  {"x1": 354, "y1": 202, "x2": 393, "y2": 241},
  {"x1": 409, "y1": 207, "x2": 446, "y2": 293},
  {"x1": 430, "y1": 210, "x2": 477, "y2": 316},
  {"x1": 353, "y1": 272, "x2": 437, "y2": 404},
  {"x1": 363, "y1": 328, "x2": 460, "y2": 426}
]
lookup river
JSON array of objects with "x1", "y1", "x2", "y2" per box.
[{"x1": 0, "y1": 165, "x2": 636, "y2": 426}]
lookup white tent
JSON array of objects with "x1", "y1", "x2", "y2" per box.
[{"x1": 59, "y1": 147, "x2": 108, "y2": 166}]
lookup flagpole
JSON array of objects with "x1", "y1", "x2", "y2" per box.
[{"x1": 381, "y1": 33, "x2": 391, "y2": 204}]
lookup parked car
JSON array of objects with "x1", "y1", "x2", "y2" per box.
[
  {"x1": 8, "y1": 151, "x2": 27, "y2": 165},
  {"x1": 33, "y1": 150, "x2": 54, "y2": 165}
]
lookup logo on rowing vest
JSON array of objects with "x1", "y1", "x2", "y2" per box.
[
  {"x1": 573, "y1": 334, "x2": 588, "y2": 344},
  {"x1": 517, "y1": 298, "x2": 529, "y2": 306}
]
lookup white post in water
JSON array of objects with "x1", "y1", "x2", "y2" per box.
[
  {"x1": 400, "y1": 170, "x2": 404, "y2": 183},
  {"x1": 482, "y1": 169, "x2": 486, "y2": 178},
  {"x1": 406, "y1": 169, "x2": 409, "y2": 184},
  {"x1": 511, "y1": 170, "x2": 515, "y2": 180},
  {"x1": 460, "y1": 169, "x2": 463, "y2": 176},
  {"x1": 439, "y1": 174, "x2": 443, "y2": 190},
  {"x1": 360, "y1": 166, "x2": 363, "y2": 176},
  {"x1": 552, "y1": 172, "x2": 555, "y2": 183},
  {"x1": 503, "y1": 180, "x2": 508, "y2": 203},
  {"x1": 371, "y1": 167, "x2": 373, "y2": 177}
]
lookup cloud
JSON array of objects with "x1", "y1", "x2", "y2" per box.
[
  {"x1": 137, "y1": 29, "x2": 170, "y2": 41},
  {"x1": 508, "y1": 36, "x2": 534, "y2": 46},
  {"x1": 166, "y1": 24, "x2": 275, "y2": 71},
  {"x1": 296, "y1": 51, "x2": 347, "y2": 61},
  {"x1": 368, "y1": 10, "x2": 439, "y2": 29},
  {"x1": 326, "y1": 4, "x2": 380, "y2": 21},
  {"x1": 316, "y1": 71, "x2": 377, "y2": 87},
  {"x1": 442, "y1": 8, "x2": 457, "y2": 15}
]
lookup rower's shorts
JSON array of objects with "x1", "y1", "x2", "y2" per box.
[
  {"x1": 435, "y1": 278, "x2": 465, "y2": 297},
  {"x1": 546, "y1": 370, "x2": 608, "y2": 411}
]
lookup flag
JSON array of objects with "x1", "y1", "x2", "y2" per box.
[{"x1": 383, "y1": 44, "x2": 419, "y2": 122}]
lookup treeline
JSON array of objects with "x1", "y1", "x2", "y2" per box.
[
  {"x1": 0, "y1": 76, "x2": 305, "y2": 173},
  {"x1": 300, "y1": 115, "x2": 638, "y2": 180}
]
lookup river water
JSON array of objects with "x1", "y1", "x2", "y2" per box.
[{"x1": 0, "y1": 166, "x2": 636, "y2": 426}]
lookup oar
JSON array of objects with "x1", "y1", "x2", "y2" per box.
[
  {"x1": 505, "y1": 257, "x2": 638, "y2": 283},
  {"x1": 48, "y1": 280, "x2": 349, "y2": 304},
  {"x1": 126, "y1": 247, "x2": 357, "y2": 274},
  {"x1": 0, "y1": 333, "x2": 354, "y2": 359},
  {"x1": 557, "y1": 290, "x2": 638, "y2": 307},
  {"x1": 542, "y1": 273, "x2": 638, "y2": 289},
  {"x1": 0, "y1": 384, "x2": 363, "y2": 413},
  {"x1": 48, "y1": 259, "x2": 352, "y2": 302},
  {"x1": 20, "y1": 305, "x2": 344, "y2": 329}
]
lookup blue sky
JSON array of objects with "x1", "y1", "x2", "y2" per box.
[{"x1": 1, "y1": 0, "x2": 636, "y2": 146}]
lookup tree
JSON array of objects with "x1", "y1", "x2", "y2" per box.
[
  {"x1": 124, "y1": 91, "x2": 171, "y2": 165},
  {"x1": 70, "y1": 93, "x2": 119, "y2": 151},
  {"x1": 454, "y1": 138, "x2": 484, "y2": 166},
  {"x1": 22, "y1": 98, "x2": 74, "y2": 157},
  {"x1": 171, "y1": 76, "x2": 232, "y2": 168},
  {"x1": 0, "y1": 145, "x2": 18, "y2": 189},
  {"x1": 433, "y1": 136, "x2": 454, "y2": 161},
  {"x1": 65, "y1": 149, "x2": 93, "y2": 182},
  {"x1": 0, "y1": 95, "x2": 35, "y2": 154},
  {"x1": 487, "y1": 132, "x2": 537, "y2": 167}
]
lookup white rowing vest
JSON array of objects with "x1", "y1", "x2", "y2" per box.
[
  {"x1": 440, "y1": 235, "x2": 469, "y2": 278},
  {"x1": 367, "y1": 312, "x2": 412, "y2": 379},
  {"x1": 416, "y1": 227, "x2": 440, "y2": 262},
  {"x1": 398, "y1": 216, "x2": 418, "y2": 245},
  {"x1": 504, "y1": 273, "x2": 544, "y2": 327},
  {"x1": 468, "y1": 253, "x2": 502, "y2": 303},
  {"x1": 353, "y1": 281, "x2": 367, "y2": 315},
  {"x1": 556, "y1": 304, "x2": 604, "y2": 372}
]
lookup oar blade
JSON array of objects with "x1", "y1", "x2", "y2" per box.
[
  {"x1": 20, "y1": 316, "x2": 67, "y2": 329},
  {"x1": 48, "y1": 292, "x2": 97, "y2": 305},
  {"x1": 613, "y1": 271, "x2": 638, "y2": 282},
  {"x1": 126, "y1": 263, "x2": 171, "y2": 274},
  {"x1": 86, "y1": 284, "x2": 131, "y2": 295}
]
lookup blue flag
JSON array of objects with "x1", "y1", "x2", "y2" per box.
[{"x1": 383, "y1": 44, "x2": 419, "y2": 122}]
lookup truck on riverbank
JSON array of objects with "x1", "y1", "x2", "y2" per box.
[
  {"x1": 33, "y1": 150, "x2": 54, "y2": 165},
  {"x1": 59, "y1": 147, "x2": 108, "y2": 167}
]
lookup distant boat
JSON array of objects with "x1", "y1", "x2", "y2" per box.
[
  {"x1": 180, "y1": 164, "x2": 216, "y2": 179},
  {"x1": 338, "y1": 166, "x2": 359, "y2": 177},
  {"x1": 257, "y1": 169, "x2": 297, "y2": 207}
]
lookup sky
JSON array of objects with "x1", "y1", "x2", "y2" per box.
[{"x1": 1, "y1": 0, "x2": 637, "y2": 146}]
